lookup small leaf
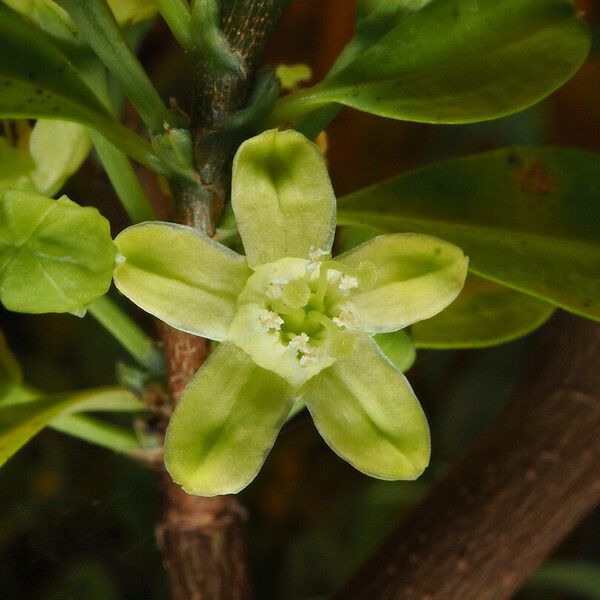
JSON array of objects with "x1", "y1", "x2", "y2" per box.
[
  {"x1": 29, "y1": 119, "x2": 91, "y2": 195},
  {"x1": 271, "y1": 0, "x2": 589, "y2": 125},
  {"x1": 232, "y1": 129, "x2": 336, "y2": 268},
  {"x1": 0, "y1": 386, "x2": 143, "y2": 467},
  {"x1": 106, "y1": 0, "x2": 157, "y2": 26},
  {"x1": 0, "y1": 5, "x2": 160, "y2": 170},
  {"x1": 337, "y1": 147, "x2": 600, "y2": 321},
  {"x1": 374, "y1": 329, "x2": 416, "y2": 372},
  {"x1": 0, "y1": 330, "x2": 22, "y2": 391},
  {"x1": 412, "y1": 275, "x2": 555, "y2": 348},
  {"x1": 0, "y1": 190, "x2": 116, "y2": 314}
]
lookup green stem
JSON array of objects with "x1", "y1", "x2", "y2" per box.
[
  {"x1": 50, "y1": 413, "x2": 143, "y2": 453},
  {"x1": 92, "y1": 131, "x2": 156, "y2": 223},
  {"x1": 156, "y1": 0, "x2": 192, "y2": 50},
  {"x1": 266, "y1": 87, "x2": 328, "y2": 127},
  {"x1": 88, "y1": 295, "x2": 164, "y2": 373},
  {"x1": 54, "y1": 0, "x2": 172, "y2": 133}
]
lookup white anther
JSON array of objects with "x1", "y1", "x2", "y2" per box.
[
  {"x1": 332, "y1": 310, "x2": 359, "y2": 330},
  {"x1": 259, "y1": 311, "x2": 284, "y2": 332},
  {"x1": 299, "y1": 346, "x2": 319, "y2": 367},
  {"x1": 288, "y1": 333, "x2": 310, "y2": 354},
  {"x1": 339, "y1": 275, "x2": 359, "y2": 292},
  {"x1": 307, "y1": 246, "x2": 329, "y2": 272}
]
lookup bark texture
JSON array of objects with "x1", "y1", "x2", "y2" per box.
[
  {"x1": 155, "y1": 2, "x2": 292, "y2": 599},
  {"x1": 336, "y1": 313, "x2": 600, "y2": 600}
]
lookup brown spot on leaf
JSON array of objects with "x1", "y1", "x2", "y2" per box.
[{"x1": 512, "y1": 161, "x2": 555, "y2": 196}]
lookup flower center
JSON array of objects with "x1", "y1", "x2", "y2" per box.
[{"x1": 226, "y1": 251, "x2": 374, "y2": 387}]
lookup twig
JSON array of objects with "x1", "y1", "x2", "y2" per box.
[
  {"x1": 336, "y1": 312, "x2": 600, "y2": 600},
  {"x1": 155, "y1": 2, "x2": 292, "y2": 599}
]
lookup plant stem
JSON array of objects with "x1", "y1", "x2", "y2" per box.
[
  {"x1": 155, "y1": 0, "x2": 192, "y2": 50},
  {"x1": 50, "y1": 413, "x2": 143, "y2": 453},
  {"x1": 88, "y1": 295, "x2": 163, "y2": 373},
  {"x1": 336, "y1": 313, "x2": 600, "y2": 600},
  {"x1": 92, "y1": 131, "x2": 157, "y2": 223},
  {"x1": 155, "y1": 2, "x2": 293, "y2": 599}
]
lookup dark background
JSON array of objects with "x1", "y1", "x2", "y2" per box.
[{"x1": 1, "y1": 1, "x2": 599, "y2": 598}]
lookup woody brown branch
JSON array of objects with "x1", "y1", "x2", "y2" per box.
[
  {"x1": 155, "y1": 2, "x2": 292, "y2": 599},
  {"x1": 336, "y1": 312, "x2": 600, "y2": 600}
]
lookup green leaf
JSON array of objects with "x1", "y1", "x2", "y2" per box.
[
  {"x1": 0, "y1": 119, "x2": 90, "y2": 197},
  {"x1": 107, "y1": 0, "x2": 157, "y2": 26},
  {"x1": 373, "y1": 329, "x2": 416, "y2": 372},
  {"x1": 270, "y1": 0, "x2": 589, "y2": 125},
  {"x1": 0, "y1": 330, "x2": 22, "y2": 390},
  {"x1": 29, "y1": 119, "x2": 91, "y2": 195},
  {"x1": 337, "y1": 147, "x2": 600, "y2": 321},
  {"x1": 0, "y1": 5, "x2": 162, "y2": 171},
  {"x1": 51, "y1": 413, "x2": 144, "y2": 453},
  {"x1": 337, "y1": 233, "x2": 468, "y2": 333},
  {"x1": 528, "y1": 561, "x2": 600, "y2": 600},
  {"x1": 113, "y1": 221, "x2": 251, "y2": 341},
  {"x1": 165, "y1": 342, "x2": 293, "y2": 496},
  {"x1": 0, "y1": 190, "x2": 116, "y2": 314},
  {"x1": 412, "y1": 275, "x2": 555, "y2": 348},
  {"x1": 54, "y1": 0, "x2": 171, "y2": 132},
  {"x1": 231, "y1": 129, "x2": 336, "y2": 268},
  {"x1": 0, "y1": 386, "x2": 142, "y2": 467},
  {"x1": 302, "y1": 335, "x2": 430, "y2": 480}
]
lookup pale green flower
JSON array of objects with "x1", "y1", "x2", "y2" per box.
[{"x1": 113, "y1": 129, "x2": 468, "y2": 496}]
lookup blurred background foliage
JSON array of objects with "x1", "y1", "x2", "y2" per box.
[{"x1": 1, "y1": 1, "x2": 600, "y2": 598}]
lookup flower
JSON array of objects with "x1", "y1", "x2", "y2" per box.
[{"x1": 113, "y1": 129, "x2": 468, "y2": 496}]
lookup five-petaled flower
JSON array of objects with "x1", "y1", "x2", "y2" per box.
[{"x1": 113, "y1": 129, "x2": 468, "y2": 496}]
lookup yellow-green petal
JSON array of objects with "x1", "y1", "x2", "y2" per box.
[
  {"x1": 165, "y1": 343, "x2": 294, "y2": 496},
  {"x1": 231, "y1": 129, "x2": 336, "y2": 268},
  {"x1": 114, "y1": 221, "x2": 251, "y2": 341},
  {"x1": 337, "y1": 233, "x2": 468, "y2": 333},
  {"x1": 302, "y1": 335, "x2": 430, "y2": 480}
]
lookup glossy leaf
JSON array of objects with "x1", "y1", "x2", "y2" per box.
[
  {"x1": 113, "y1": 221, "x2": 251, "y2": 340},
  {"x1": 0, "y1": 5, "x2": 161, "y2": 170},
  {"x1": 0, "y1": 119, "x2": 90, "y2": 196},
  {"x1": 337, "y1": 147, "x2": 600, "y2": 321},
  {"x1": 0, "y1": 386, "x2": 143, "y2": 467},
  {"x1": 302, "y1": 335, "x2": 430, "y2": 480},
  {"x1": 374, "y1": 329, "x2": 416, "y2": 372},
  {"x1": 29, "y1": 119, "x2": 91, "y2": 195},
  {"x1": 231, "y1": 129, "x2": 336, "y2": 268},
  {"x1": 271, "y1": 0, "x2": 589, "y2": 125},
  {"x1": 412, "y1": 275, "x2": 555, "y2": 348},
  {"x1": 337, "y1": 233, "x2": 468, "y2": 332},
  {"x1": 54, "y1": 0, "x2": 170, "y2": 132},
  {"x1": 165, "y1": 343, "x2": 293, "y2": 496},
  {"x1": 107, "y1": 0, "x2": 157, "y2": 25},
  {"x1": 0, "y1": 190, "x2": 115, "y2": 314}
]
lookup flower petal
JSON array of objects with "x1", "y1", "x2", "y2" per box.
[
  {"x1": 337, "y1": 233, "x2": 468, "y2": 332},
  {"x1": 231, "y1": 129, "x2": 336, "y2": 268},
  {"x1": 114, "y1": 222, "x2": 250, "y2": 340},
  {"x1": 165, "y1": 343, "x2": 294, "y2": 496},
  {"x1": 302, "y1": 335, "x2": 430, "y2": 480}
]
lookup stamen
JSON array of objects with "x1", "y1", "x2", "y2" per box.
[
  {"x1": 288, "y1": 333, "x2": 310, "y2": 353},
  {"x1": 258, "y1": 311, "x2": 284, "y2": 332},
  {"x1": 339, "y1": 275, "x2": 359, "y2": 292},
  {"x1": 332, "y1": 310, "x2": 359, "y2": 330},
  {"x1": 307, "y1": 246, "x2": 329, "y2": 272},
  {"x1": 299, "y1": 346, "x2": 319, "y2": 367}
]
